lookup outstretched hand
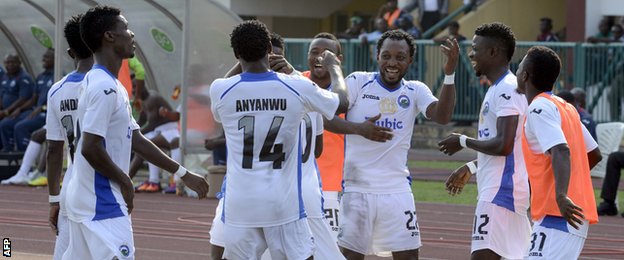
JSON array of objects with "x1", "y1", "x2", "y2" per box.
[
  {"x1": 49, "y1": 203, "x2": 60, "y2": 235},
  {"x1": 181, "y1": 171, "x2": 210, "y2": 199},
  {"x1": 438, "y1": 133, "x2": 463, "y2": 156},
  {"x1": 445, "y1": 164, "x2": 472, "y2": 196},
  {"x1": 358, "y1": 114, "x2": 393, "y2": 142},
  {"x1": 319, "y1": 50, "x2": 341, "y2": 69},
  {"x1": 556, "y1": 195, "x2": 585, "y2": 229},
  {"x1": 440, "y1": 38, "x2": 460, "y2": 76}
]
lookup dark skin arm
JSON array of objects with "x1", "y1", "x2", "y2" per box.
[
  {"x1": 550, "y1": 144, "x2": 585, "y2": 229},
  {"x1": 587, "y1": 147, "x2": 602, "y2": 169},
  {"x1": 158, "y1": 107, "x2": 180, "y2": 121},
  {"x1": 82, "y1": 133, "x2": 135, "y2": 213},
  {"x1": 132, "y1": 130, "x2": 210, "y2": 198},
  {"x1": 314, "y1": 134, "x2": 323, "y2": 158},
  {"x1": 323, "y1": 114, "x2": 393, "y2": 142},
  {"x1": 438, "y1": 115, "x2": 519, "y2": 156},
  {"x1": 137, "y1": 110, "x2": 147, "y2": 127},
  {"x1": 10, "y1": 94, "x2": 37, "y2": 118},
  {"x1": 46, "y1": 140, "x2": 64, "y2": 235},
  {"x1": 319, "y1": 51, "x2": 349, "y2": 114},
  {"x1": 141, "y1": 96, "x2": 174, "y2": 134},
  {"x1": 225, "y1": 62, "x2": 243, "y2": 78},
  {"x1": 425, "y1": 39, "x2": 460, "y2": 125},
  {"x1": 205, "y1": 134, "x2": 226, "y2": 150}
]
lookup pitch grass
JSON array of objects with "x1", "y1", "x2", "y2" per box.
[{"x1": 410, "y1": 180, "x2": 624, "y2": 212}]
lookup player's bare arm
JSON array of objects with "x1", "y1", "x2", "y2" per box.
[
  {"x1": 131, "y1": 130, "x2": 209, "y2": 198},
  {"x1": 269, "y1": 54, "x2": 295, "y2": 74},
  {"x1": 323, "y1": 114, "x2": 393, "y2": 142},
  {"x1": 319, "y1": 50, "x2": 349, "y2": 114},
  {"x1": 46, "y1": 140, "x2": 64, "y2": 235},
  {"x1": 438, "y1": 115, "x2": 518, "y2": 156},
  {"x1": 587, "y1": 147, "x2": 602, "y2": 169},
  {"x1": 224, "y1": 62, "x2": 243, "y2": 78},
  {"x1": 426, "y1": 38, "x2": 459, "y2": 125},
  {"x1": 314, "y1": 134, "x2": 323, "y2": 158},
  {"x1": 550, "y1": 143, "x2": 585, "y2": 229},
  {"x1": 445, "y1": 159, "x2": 477, "y2": 196},
  {"x1": 82, "y1": 132, "x2": 135, "y2": 213},
  {"x1": 158, "y1": 107, "x2": 180, "y2": 121}
]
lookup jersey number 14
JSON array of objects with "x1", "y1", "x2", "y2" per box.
[{"x1": 238, "y1": 116, "x2": 285, "y2": 169}]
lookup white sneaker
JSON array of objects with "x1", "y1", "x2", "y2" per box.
[{"x1": 1, "y1": 173, "x2": 29, "y2": 185}]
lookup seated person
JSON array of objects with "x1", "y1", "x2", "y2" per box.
[
  {"x1": 336, "y1": 16, "x2": 367, "y2": 39},
  {"x1": 0, "y1": 54, "x2": 35, "y2": 152},
  {"x1": 597, "y1": 151, "x2": 624, "y2": 217}
]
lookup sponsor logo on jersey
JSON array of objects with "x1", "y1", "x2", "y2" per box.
[
  {"x1": 379, "y1": 97, "x2": 398, "y2": 114},
  {"x1": 397, "y1": 94, "x2": 410, "y2": 109},
  {"x1": 478, "y1": 128, "x2": 490, "y2": 138},
  {"x1": 366, "y1": 116, "x2": 404, "y2": 130},
  {"x1": 531, "y1": 108, "x2": 543, "y2": 114},
  {"x1": 500, "y1": 93, "x2": 511, "y2": 100},
  {"x1": 104, "y1": 88, "x2": 117, "y2": 95},
  {"x1": 362, "y1": 94, "x2": 380, "y2": 100}
]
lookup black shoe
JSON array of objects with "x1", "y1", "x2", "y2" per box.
[{"x1": 597, "y1": 202, "x2": 618, "y2": 216}]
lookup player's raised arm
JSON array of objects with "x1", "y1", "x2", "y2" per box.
[
  {"x1": 426, "y1": 38, "x2": 459, "y2": 125},
  {"x1": 319, "y1": 50, "x2": 349, "y2": 114}
]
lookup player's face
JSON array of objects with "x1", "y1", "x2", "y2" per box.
[
  {"x1": 4, "y1": 56, "x2": 20, "y2": 75},
  {"x1": 377, "y1": 38, "x2": 412, "y2": 88},
  {"x1": 42, "y1": 49, "x2": 54, "y2": 70},
  {"x1": 307, "y1": 38, "x2": 339, "y2": 79},
  {"x1": 516, "y1": 56, "x2": 527, "y2": 95},
  {"x1": 469, "y1": 35, "x2": 490, "y2": 77},
  {"x1": 111, "y1": 15, "x2": 135, "y2": 59}
]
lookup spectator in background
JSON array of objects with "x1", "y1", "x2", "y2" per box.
[
  {"x1": 587, "y1": 17, "x2": 614, "y2": 43},
  {"x1": 612, "y1": 24, "x2": 624, "y2": 42},
  {"x1": 360, "y1": 18, "x2": 388, "y2": 44},
  {"x1": 0, "y1": 54, "x2": 34, "y2": 152},
  {"x1": 537, "y1": 17, "x2": 559, "y2": 42},
  {"x1": 597, "y1": 151, "x2": 624, "y2": 217},
  {"x1": 337, "y1": 16, "x2": 367, "y2": 39},
  {"x1": 417, "y1": 0, "x2": 449, "y2": 32},
  {"x1": 377, "y1": 0, "x2": 406, "y2": 30},
  {"x1": 558, "y1": 89, "x2": 597, "y2": 140},
  {"x1": 398, "y1": 13, "x2": 421, "y2": 39},
  {"x1": 0, "y1": 66, "x2": 4, "y2": 79},
  {"x1": 433, "y1": 21, "x2": 466, "y2": 43}
]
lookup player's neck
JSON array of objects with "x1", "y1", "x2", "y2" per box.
[
  {"x1": 311, "y1": 75, "x2": 331, "y2": 89},
  {"x1": 526, "y1": 86, "x2": 541, "y2": 104},
  {"x1": 485, "y1": 66, "x2": 509, "y2": 86},
  {"x1": 75, "y1": 57, "x2": 94, "y2": 74},
  {"x1": 240, "y1": 57, "x2": 271, "y2": 74},
  {"x1": 93, "y1": 52, "x2": 123, "y2": 78}
]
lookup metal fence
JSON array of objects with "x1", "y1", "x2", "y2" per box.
[{"x1": 284, "y1": 39, "x2": 624, "y2": 123}]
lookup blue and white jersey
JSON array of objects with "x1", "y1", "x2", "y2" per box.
[
  {"x1": 45, "y1": 71, "x2": 86, "y2": 217},
  {"x1": 301, "y1": 111, "x2": 324, "y2": 219},
  {"x1": 65, "y1": 64, "x2": 139, "y2": 223},
  {"x1": 209, "y1": 71, "x2": 339, "y2": 227},
  {"x1": 343, "y1": 72, "x2": 437, "y2": 194},
  {"x1": 476, "y1": 71, "x2": 530, "y2": 214}
]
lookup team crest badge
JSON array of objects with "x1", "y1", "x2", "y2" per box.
[
  {"x1": 379, "y1": 97, "x2": 398, "y2": 114},
  {"x1": 397, "y1": 94, "x2": 410, "y2": 109},
  {"x1": 480, "y1": 102, "x2": 490, "y2": 124},
  {"x1": 119, "y1": 245, "x2": 130, "y2": 257}
]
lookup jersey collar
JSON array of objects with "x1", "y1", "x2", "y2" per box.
[{"x1": 93, "y1": 64, "x2": 116, "y2": 81}]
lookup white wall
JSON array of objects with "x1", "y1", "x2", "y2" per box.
[{"x1": 586, "y1": 0, "x2": 624, "y2": 37}]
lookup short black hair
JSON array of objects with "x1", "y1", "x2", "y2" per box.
[
  {"x1": 80, "y1": 5, "x2": 121, "y2": 52},
  {"x1": 556, "y1": 90, "x2": 575, "y2": 104},
  {"x1": 474, "y1": 22, "x2": 516, "y2": 62},
  {"x1": 65, "y1": 14, "x2": 91, "y2": 59},
  {"x1": 449, "y1": 21, "x2": 460, "y2": 29},
  {"x1": 270, "y1": 32, "x2": 284, "y2": 51},
  {"x1": 540, "y1": 17, "x2": 553, "y2": 24},
  {"x1": 230, "y1": 20, "x2": 271, "y2": 62},
  {"x1": 313, "y1": 32, "x2": 342, "y2": 55},
  {"x1": 376, "y1": 29, "x2": 415, "y2": 58},
  {"x1": 524, "y1": 46, "x2": 561, "y2": 92}
]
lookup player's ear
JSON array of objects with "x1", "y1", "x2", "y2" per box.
[{"x1": 67, "y1": 48, "x2": 75, "y2": 59}]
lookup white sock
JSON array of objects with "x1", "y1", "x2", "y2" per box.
[
  {"x1": 16, "y1": 141, "x2": 42, "y2": 176},
  {"x1": 148, "y1": 163, "x2": 160, "y2": 183},
  {"x1": 171, "y1": 148, "x2": 182, "y2": 182}
]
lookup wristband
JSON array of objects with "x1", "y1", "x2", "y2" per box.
[
  {"x1": 174, "y1": 165, "x2": 188, "y2": 178},
  {"x1": 49, "y1": 195, "x2": 60, "y2": 203},
  {"x1": 466, "y1": 161, "x2": 477, "y2": 175},
  {"x1": 443, "y1": 73, "x2": 455, "y2": 85},
  {"x1": 459, "y1": 134, "x2": 468, "y2": 148}
]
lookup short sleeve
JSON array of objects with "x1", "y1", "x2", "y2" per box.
[
  {"x1": 18, "y1": 76, "x2": 34, "y2": 99},
  {"x1": 494, "y1": 88, "x2": 525, "y2": 117},
  {"x1": 413, "y1": 82, "x2": 437, "y2": 119},
  {"x1": 345, "y1": 73, "x2": 361, "y2": 109},
  {"x1": 526, "y1": 99, "x2": 566, "y2": 153},
  {"x1": 581, "y1": 123, "x2": 598, "y2": 152},
  {"x1": 45, "y1": 97, "x2": 64, "y2": 141},
  {"x1": 300, "y1": 80, "x2": 339, "y2": 121},
  {"x1": 315, "y1": 112, "x2": 324, "y2": 135},
  {"x1": 80, "y1": 83, "x2": 117, "y2": 138},
  {"x1": 209, "y1": 80, "x2": 223, "y2": 123}
]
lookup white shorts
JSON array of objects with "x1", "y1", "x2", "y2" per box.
[
  {"x1": 53, "y1": 214, "x2": 69, "y2": 260},
  {"x1": 144, "y1": 122, "x2": 179, "y2": 143},
  {"x1": 322, "y1": 191, "x2": 341, "y2": 238},
  {"x1": 471, "y1": 201, "x2": 532, "y2": 260},
  {"x1": 62, "y1": 216, "x2": 134, "y2": 260},
  {"x1": 309, "y1": 217, "x2": 345, "y2": 260},
  {"x1": 209, "y1": 198, "x2": 225, "y2": 247},
  {"x1": 338, "y1": 192, "x2": 422, "y2": 255},
  {"x1": 223, "y1": 218, "x2": 314, "y2": 260},
  {"x1": 525, "y1": 217, "x2": 587, "y2": 260}
]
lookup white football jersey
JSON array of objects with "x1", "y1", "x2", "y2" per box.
[
  {"x1": 476, "y1": 71, "x2": 530, "y2": 214},
  {"x1": 343, "y1": 72, "x2": 437, "y2": 194},
  {"x1": 65, "y1": 65, "x2": 139, "y2": 223},
  {"x1": 209, "y1": 71, "x2": 339, "y2": 227},
  {"x1": 301, "y1": 111, "x2": 324, "y2": 219},
  {"x1": 45, "y1": 71, "x2": 85, "y2": 216}
]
